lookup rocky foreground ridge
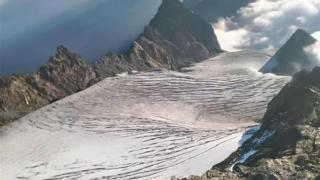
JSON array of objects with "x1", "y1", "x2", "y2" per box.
[
  {"x1": 0, "y1": 0, "x2": 221, "y2": 126},
  {"x1": 179, "y1": 67, "x2": 320, "y2": 180}
]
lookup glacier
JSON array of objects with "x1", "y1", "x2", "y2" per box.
[{"x1": 0, "y1": 51, "x2": 290, "y2": 180}]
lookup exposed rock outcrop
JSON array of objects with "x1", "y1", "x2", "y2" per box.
[
  {"x1": 260, "y1": 29, "x2": 319, "y2": 76},
  {"x1": 180, "y1": 67, "x2": 320, "y2": 179},
  {"x1": 0, "y1": 46, "x2": 96, "y2": 126},
  {"x1": 0, "y1": 0, "x2": 221, "y2": 126}
]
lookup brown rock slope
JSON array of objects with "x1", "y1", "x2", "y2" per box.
[{"x1": 0, "y1": 46, "x2": 96, "y2": 126}]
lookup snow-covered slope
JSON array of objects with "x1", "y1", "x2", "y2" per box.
[{"x1": 0, "y1": 51, "x2": 290, "y2": 180}]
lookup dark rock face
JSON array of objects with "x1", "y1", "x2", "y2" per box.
[
  {"x1": 263, "y1": 67, "x2": 320, "y2": 127},
  {"x1": 179, "y1": 67, "x2": 320, "y2": 180},
  {"x1": 0, "y1": 0, "x2": 221, "y2": 125},
  {"x1": 94, "y1": 0, "x2": 221, "y2": 79},
  {"x1": 0, "y1": 46, "x2": 96, "y2": 124},
  {"x1": 260, "y1": 29, "x2": 318, "y2": 76},
  {"x1": 149, "y1": 0, "x2": 221, "y2": 54}
]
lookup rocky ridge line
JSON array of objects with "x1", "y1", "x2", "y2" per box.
[{"x1": 0, "y1": 0, "x2": 221, "y2": 126}]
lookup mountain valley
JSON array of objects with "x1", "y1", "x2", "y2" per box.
[{"x1": 1, "y1": 0, "x2": 320, "y2": 179}]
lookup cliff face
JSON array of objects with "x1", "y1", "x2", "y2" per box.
[
  {"x1": 181, "y1": 67, "x2": 320, "y2": 180},
  {"x1": 0, "y1": 46, "x2": 96, "y2": 126},
  {"x1": 260, "y1": 29, "x2": 318, "y2": 76},
  {"x1": 148, "y1": 0, "x2": 221, "y2": 55},
  {"x1": 0, "y1": 0, "x2": 221, "y2": 125},
  {"x1": 94, "y1": 0, "x2": 221, "y2": 79}
]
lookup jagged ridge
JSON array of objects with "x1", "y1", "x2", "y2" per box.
[
  {"x1": 94, "y1": 0, "x2": 221, "y2": 79},
  {"x1": 0, "y1": 0, "x2": 221, "y2": 126},
  {"x1": 0, "y1": 46, "x2": 96, "y2": 126}
]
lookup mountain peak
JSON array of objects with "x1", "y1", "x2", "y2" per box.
[
  {"x1": 293, "y1": 28, "x2": 311, "y2": 36},
  {"x1": 56, "y1": 45, "x2": 70, "y2": 55},
  {"x1": 55, "y1": 45, "x2": 75, "y2": 59},
  {"x1": 154, "y1": 0, "x2": 186, "y2": 18},
  {"x1": 285, "y1": 29, "x2": 316, "y2": 46},
  {"x1": 162, "y1": 0, "x2": 181, "y2": 5},
  {"x1": 45, "y1": 45, "x2": 87, "y2": 67},
  {"x1": 259, "y1": 29, "x2": 318, "y2": 75},
  {"x1": 148, "y1": 0, "x2": 221, "y2": 54}
]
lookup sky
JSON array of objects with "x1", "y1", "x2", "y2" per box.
[
  {"x1": 1, "y1": 0, "x2": 320, "y2": 76},
  {"x1": 0, "y1": 0, "x2": 161, "y2": 76},
  {"x1": 213, "y1": 0, "x2": 320, "y2": 54}
]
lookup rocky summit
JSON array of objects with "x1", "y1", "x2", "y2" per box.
[
  {"x1": 179, "y1": 67, "x2": 320, "y2": 180},
  {"x1": 94, "y1": 0, "x2": 221, "y2": 80},
  {"x1": 260, "y1": 29, "x2": 318, "y2": 76},
  {"x1": 0, "y1": 0, "x2": 221, "y2": 126},
  {"x1": 0, "y1": 46, "x2": 96, "y2": 126}
]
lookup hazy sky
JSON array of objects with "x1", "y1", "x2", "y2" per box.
[
  {"x1": 0, "y1": 0, "x2": 161, "y2": 76},
  {"x1": 0, "y1": 0, "x2": 92, "y2": 42},
  {"x1": 1, "y1": 0, "x2": 320, "y2": 76}
]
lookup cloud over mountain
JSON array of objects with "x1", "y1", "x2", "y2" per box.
[
  {"x1": 304, "y1": 41, "x2": 320, "y2": 65},
  {"x1": 213, "y1": 0, "x2": 320, "y2": 53},
  {"x1": 312, "y1": 31, "x2": 320, "y2": 41}
]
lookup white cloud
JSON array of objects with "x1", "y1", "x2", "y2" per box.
[
  {"x1": 312, "y1": 31, "x2": 320, "y2": 41},
  {"x1": 304, "y1": 41, "x2": 320, "y2": 65},
  {"x1": 214, "y1": 18, "x2": 249, "y2": 51},
  {"x1": 213, "y1": 0, "x2": 320, "y2": 53}
]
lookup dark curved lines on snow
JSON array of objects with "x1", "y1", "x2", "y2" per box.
[{"x1": 2, "y1": 51, "x2": 290, "y2": 180}]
